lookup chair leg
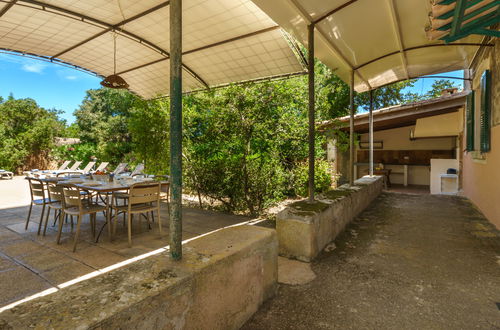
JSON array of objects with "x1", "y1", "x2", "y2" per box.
[
  {"x1": 37, "y1": 204, "x2": 46, "y2": 235},
  {"x1": 52, "y1": 210, "x2": 59, "y2": 227},
  {"x1": 56, "y1": 211, "x2": 65, "y2": 244},
  {"x1": 90, "y1": 214, "x2": 96, "y2": 239},
  {"x1": 127, "y1": 213, "x2": 132, "y2": 248},
  {"x1": 146, "y1": 212, "x2": 151, "y2": 230},
  {"x1": 43, "y1": 207, "x2": 51, "y2": 236},
  {"x1": 113, "y1": 211, "x2": 118, "y2": 237},
  {"x1": 72, "y1": 215, "x2": 82, "y2": 252},
  {"x1": 157, "y1": 207, "x2": 161, "y2": 234},
  {"x1": 25, "y1": 203, "x2": 33, "y2": 230}
]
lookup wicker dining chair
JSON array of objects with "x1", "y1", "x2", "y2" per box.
[
  {"x1": 25, "y1": 177, "x2": 53, "y2": 235},
  {"x1": 111, "y1": 182, "x2": 161, "y2": 247},
  {"x1": 60, "y1": 187, "x2": 106, "y2": 252}
]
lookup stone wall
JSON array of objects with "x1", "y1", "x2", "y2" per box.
[
  {"x1": 0, "y1": 225, "x2": 277, "y2": 329},
  {"x1": 276, "y1": 176, "x2": 383, "y2": 262}
]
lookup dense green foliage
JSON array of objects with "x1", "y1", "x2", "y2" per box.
[
  {"x1": 0, "y1": 95, "x2": 63, "y2": 172},
  {"x1": 71, "y1": 88, "x2": 137, "y2": 165},
  {"x1": 183, "y1": 81, "x2": 328, "y2": 214},
  {"x1": 128, "y1": 98, "x2": 169, "y2": 175}
]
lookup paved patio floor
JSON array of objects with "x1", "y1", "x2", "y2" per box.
[
  {"x1": 0, "y1": 177, "x2": 249, "y2": 308},
  {"x1": 244, "y1": 192, "x2": 500, "y2": 329}
]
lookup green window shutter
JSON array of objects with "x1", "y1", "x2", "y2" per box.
[
  {"x1": 480, "y1": 70, "x2": 491, "y2": 153},
  {"x1": 466, "y1": 91, "x2": 474, "y2": 152}
]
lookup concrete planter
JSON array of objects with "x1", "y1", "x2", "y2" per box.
[{"x1": 277, "y1": 176, "x2": 383, "y2": 262}]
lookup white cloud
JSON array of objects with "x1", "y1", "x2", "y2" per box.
[
  {"x1": 65, "y1": 75, "x2": 78, "y2": 80},
  {"x1": 22, "y1": 62, "x2": 46, "y2": 73}
]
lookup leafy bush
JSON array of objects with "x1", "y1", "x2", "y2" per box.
[
  {"x1": 182, "y1": 81, "x2": 329, "y2": 215},
  {"x1": 53, "y1": 143, "x2": 98, "y2": 163},
  {"x1": 291, "y1": 160, "x2": 333, "y2": 197}
]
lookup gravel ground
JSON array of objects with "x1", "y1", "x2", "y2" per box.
[{"x1": 243, "y1": 192, "x2": 500, "y2": 330}]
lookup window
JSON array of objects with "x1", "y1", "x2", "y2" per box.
[
  {"x1": 465, "y1": 91, "x2": 474, "y2": 151},
  {"x1": 465, "y1": 70, "x2": 491, "y2": 154},
  {"x1": 479, "y1": 70, "x2": 491, "y2": 153}
]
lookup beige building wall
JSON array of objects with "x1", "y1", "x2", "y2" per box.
[
  {"x1": 360, "y1": 126, "x2": 456, "y2": 150},
  {"x1": 414, "y1": 109, "x2": 463, "y2": 138},
  {"x1": 462, "y1": 38, "x2": 500, "y2": 229}
]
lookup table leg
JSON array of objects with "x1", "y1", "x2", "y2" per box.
[
  {"x1": 107, "y1": 193, "x2": 112, "y2": 241},
  {"x1": 95, "y1": 193, "x2": 113, "y2": 243},
  {"x1": 403, "y1": 165, "x2": 408, "y2": 187}
]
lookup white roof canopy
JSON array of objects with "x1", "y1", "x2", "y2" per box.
[
  {"x1": 251, "y1": 0, "x2": 493, "y2": 92},
  {"x1": 0, "y1": 0, "x2": 306, "y2": 98}
]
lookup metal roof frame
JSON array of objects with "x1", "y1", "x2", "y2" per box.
[{"x1": 0, "y1": 0, "x2": 306, "y2": 98}]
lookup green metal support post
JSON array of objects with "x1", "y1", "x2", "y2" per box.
[
  {"x1": 369, "y1": 89, "x2": 374, "y2": 177},
  {"x1": 169, "y1": 0, "x2": 182, "y2": 260},
  {"x1": 349, "y1": 70, "x2": 355, "y2": 186},
  {"x1": 307, "y1": 23, "x2": 315, "y2": 202}
]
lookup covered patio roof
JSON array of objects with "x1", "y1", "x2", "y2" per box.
[
  {"x1": 251, "y1": 0, "x2": 497, "y2": 92},
  {"x1": 0, "y1": 0, "x2": 306, "y2": 98}
]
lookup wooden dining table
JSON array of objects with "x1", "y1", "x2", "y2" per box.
[{"x1": 39, "y1": 176, "x2": 168, "y2": 242}]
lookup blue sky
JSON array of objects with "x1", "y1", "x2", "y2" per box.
[
  {"x1": 0, "y1": 52, "x2": 464, "y2": 124},
  {"x1": 0, "y1": 53, "x2": 101, "y2": 123}
]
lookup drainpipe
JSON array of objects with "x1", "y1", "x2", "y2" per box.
[
  {"x1": 169, "y1": 0, "x2": 182, "y2": 260},
  {"x1": 369, "y1": 89, "x2": 374, "y2": 177},
  {"x1": 308, "y1": 23, "x2": 315, "y2": 202},
  {"x1": 349, "y1": 70, "x2": 355, "y2": 186}
]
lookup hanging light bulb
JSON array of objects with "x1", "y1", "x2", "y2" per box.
[{"x1": 101, "y1": 32, "x2": 129, "y2": 89}]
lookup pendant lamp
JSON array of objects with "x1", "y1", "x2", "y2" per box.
[{"x1": 100, "y1": 33, "x2": 129, "y2": 89}]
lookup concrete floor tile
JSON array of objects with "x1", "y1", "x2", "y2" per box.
[
  {"x1": 69, "y1": 246, "x2": 127, "y2": 269},
  {"x1": 0, "y1": 240, "x2": 44, "y2": 257},
  {"x1": 41, "y1": 261, "x2": 95, "y2": 286},
  {"x1": 15, "y1": 249, "x2": 76, "y2": 273},
  {"x1": 0, "y1": 266, "x2": 52, "y2": 306},
  {"x1": 0, "y1": 255, "x2": 17, "y2": 271}
]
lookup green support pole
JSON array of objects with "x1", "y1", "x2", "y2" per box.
[
  {"x1": 169, "y1": 0, "x2": 182, "y2": 260},
  {"x1": 369, "y1": 89, "x2": 374, "y2": 177},
  {"x1": 349, "y1": 70, "x2": 355, "y2": 186},
  {"x1": 307, "y1": 23, "x2": 315, "y2": 202}
]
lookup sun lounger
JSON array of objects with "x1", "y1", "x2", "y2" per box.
[
  {"x1": 92, "y1": 162, "x2": 109, "y2": 173},
  {"x1": 112, "y1": 163, "x2": 128, "y2": 175},
  {"x1": 129, "y1": 163, "x2": 145, "y2": 177},
  {"x1": 23, "y1": 160, "x2": 73, "y2": 176},
  {"x1": 57, "y1": 161, "x2": 96, "y2": 176},
  {"x1": 0, "y1": 170, "x2": 13, "y2": 179}
]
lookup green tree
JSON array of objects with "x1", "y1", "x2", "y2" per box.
[
  {"x1": 405, "y1": 79, "x2": 461, "y2": 102},
  {"x1": 0, "y1": 96, "x2": 63, "y2": 172},
  {"x1": 128, "y1": 98, "x2": 170, "y2": 175},
  {"x1": 73, "y1": 88, "x2": 139, "y2": 164}
]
